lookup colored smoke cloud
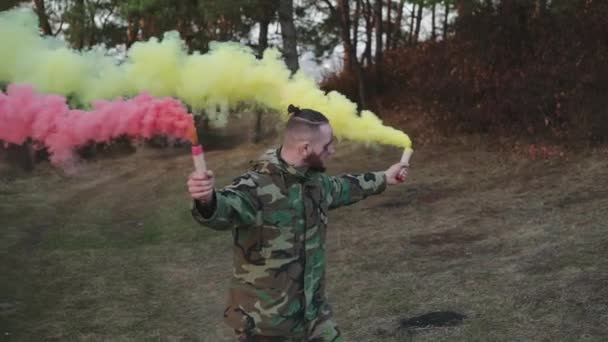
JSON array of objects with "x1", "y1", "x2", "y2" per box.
[
  {"x1": 0, "y1": 8, "x2": 411, "y2": 149},
  {"x1": 0, "y1": 84, "x2": 194, "y2": 165}
]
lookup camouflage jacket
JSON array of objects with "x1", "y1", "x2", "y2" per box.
[{"x1": 191, "y1": 148, "x2": 386, "y2": 337}]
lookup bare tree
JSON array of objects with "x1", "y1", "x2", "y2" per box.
[
  {"x1": 431, "y1": 1, "x2": 437, "y2": 41},
  {"x1": 278, "y1": 0, "x2": 299, "y2": 74},
  {"x1": 33, "y1": 0, "x2": 53, "y2": 35},
  {"x1": 73, "y1": 0, "x2": 86, "y2": 49},
  {"x1": 393, "y1": 0, "x2": 406, "y2": 48},
  {"x1": 362, "y1": 0, "x2": 374, "y2": 66},
  {"x1": 334, "y1": 0, "x2": 354, "y2": 71},
  {"x1": 386, "y1": 0, "x2": 392, "y2": 50},
  {"x1": 258, "y1": 19, "x2": 270, "y2": 57},
  {"x1": 352, "y1": 0, "x2": 361, "y2": 62},
  {"x1": 414, "y1": 0, "x2": 424, "y2": 43},
  {"x1": 374, "y1": 0, "x2": 383, "y2": 89},
  {"x1": 408, "y1": 2, "x2": 416, "y2": 44},
  {"x1": 443, "y1": 0, "x2": 450, "y2": 39},
  {"x1": 325, "y1": 0, "x2": 369, "y2": 108}
]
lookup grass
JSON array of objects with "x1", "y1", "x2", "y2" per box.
[{"x1": 1, "y1": 139, "x2": 607, "y2": 341}]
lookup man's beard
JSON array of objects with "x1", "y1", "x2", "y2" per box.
[{"x1": 303, "y1": 152, "x2": 326, "y2": 172}]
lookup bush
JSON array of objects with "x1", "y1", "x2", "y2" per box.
[{"x1": 322, "y1": 0, "x2": 608, "y2": 144}]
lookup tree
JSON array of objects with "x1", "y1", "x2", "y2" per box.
[
  {"x1": 362, "y1": 0, "x2": 374, "y2": 66},
  {"x1": 0, "y1": 0, "x2": 27, "y2": 11},
  {"x1": 352, "y1": 0, "x2": 361, "y2": 64},
  {"x1": 392, "y1": 0, "x2": 407, "y2": 48},
  {"x1": 335, "y1": 0, "x2": 354, "y2": 71},
  {"x1": 337, "y1": 0, "x2": 368, "y2": 108},
  {"x1": 278, "y1": 0, "x2": 299, "y2": 74},
  {"x1": 408, "y1": 1, "x2": 416, "y2": 44},
  {"x1": 443, "y1": 0, "x2": 450, "y2": 38},
  {"x1": 33, "y1": 0, "x2": 53, "y2": 35},
  {"x1": 414, "y1": 0, "x2": 424, "y2": 43},
  {"x1": 117, "y1": 0, "x2": 256, "y2": 53},
  {"x1": 386, "y1": 0, "x2": 392, "y2": 50},
  {"x1": 431, "y1": 0, "x2": 437, "y2": 40},
  {"x1": 374, "y1": 0, "x2": 383, "y2": 89}
]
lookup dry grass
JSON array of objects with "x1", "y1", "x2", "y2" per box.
[{"x1": 1, "y1": 138, "x2": 607, "y2": 341}]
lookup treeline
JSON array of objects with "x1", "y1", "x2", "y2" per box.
[{"x1": 323, "y1": 0, "x2": 608, "y2": 143}]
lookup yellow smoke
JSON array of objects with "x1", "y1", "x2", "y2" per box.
[{"x1": 0, "y1": 8, "x2": 411, "y2": 149}]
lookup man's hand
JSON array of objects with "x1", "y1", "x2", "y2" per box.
[
  {"x1": 187, "y1": 170, "x2": 215, "y2": 203},
  {"x1": 385, "y1": 162, "x2": 409, "y2": 185}
]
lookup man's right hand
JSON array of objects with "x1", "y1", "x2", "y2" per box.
[{"x1": 188, "y1": 170, "x2": 215, "y2": 204}]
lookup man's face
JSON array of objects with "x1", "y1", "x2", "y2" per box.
[{"x1": 303, "y1": 123, "x2": 335, "y2": 172}]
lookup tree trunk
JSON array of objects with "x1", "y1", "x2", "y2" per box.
[
  {"x1": 126, "y1": 15, "x2": 139, "y2": 48},
  {"x1": 431, "y1": 2, "x2": 436, "y2": 41},
  {"x1": 33, "y1": 0, "x2": 53, "y2": 35},
  {"x1": 278, "y1": 0, "x2": 299, "y2": 75},
  {"x1": 443, "y1": 0, "x2": 450, "y2": 39},
  {"x1": 258, "y1": 19, "x2": 270, "y2": 58},
  {"x1": 408, "y1": 2, "x2": 416, "y2": 45},
  {"x1": 414, "y1": 0, "x2": 424, "y2": 43},
  {"x1": 386, "y1": 0, "x2": 392, "y2": 50},
  {"x1": 363, "y1": 0, "x2": 373, "y2": 67},
  {"x1": 87, "y1": 2, "x2": 98, "y2": 47},
  {"x1": 393, "y1": 0, "x2": 406, "y2": 48},
  {"x1": 355, "y1": 63, "x2": 368, "y2": 110},
  {"x1": 336, "y1": 0, "x2": 368, "y2": 109},
  {"x1": 254, "y1": 15, "x2": 270, "y2": 142},
  {"x1": 73, "y1": 0, "x2": 86, "y2": 49},
  {"x1": 139, "y1": 15, "x2": 154, "y2": 40},
  {"x1": 337, "y1": 0, "x2": 353, "y2": 71},
  {"x1": 353, "y1": 0, "x2": 361, "y2": 63},
  {"x1": 177, "y1": 18, "x2": 193, "y2": 51},
  {"x1": 374, "y1": 0, "x2": 383, "y2": 89}
]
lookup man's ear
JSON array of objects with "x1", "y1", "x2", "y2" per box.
[{"x1": 297, "y1": 141, "x2": 311, "y2": 157}]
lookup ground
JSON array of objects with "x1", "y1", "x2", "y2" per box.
[{"x1": 1, "y1": 137, "x2": 607, "y2": 341}]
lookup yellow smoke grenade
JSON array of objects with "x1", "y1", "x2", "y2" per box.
[{"x1": 0, "y1": 8, "x2": 411, "y2": 149}]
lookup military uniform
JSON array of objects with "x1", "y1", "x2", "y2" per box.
[{"x1": 192, "y1": 148, "x2": 386, "y2": 341}]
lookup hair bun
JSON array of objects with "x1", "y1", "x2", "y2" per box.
[{"x1": 287, "y1": 104, "x2": 301, "y2": 115}]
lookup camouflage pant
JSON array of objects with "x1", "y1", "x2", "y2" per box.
[{"x1": 235, "y1": 316, "x2": 343, "y2": 342}]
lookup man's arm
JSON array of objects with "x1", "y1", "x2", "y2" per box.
[
  {"x1": 324, "y1": 162, "x2": 409, "y2": 210},
  {"x1": 189, "y1": 171, "x2": 259, "y2": 231},
  {"x1": 324, "y1": 172, "x2": 386, "y2": 210}
]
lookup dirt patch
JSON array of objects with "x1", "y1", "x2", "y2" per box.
[
  {"x1": 400, "y1": 311, "x2": 468, "y2": 329},
  {"x1": 365, "y1": 183, "x2": 465, "y2": 209},
  {"x1": 409, "y1": 228, "x2": 486, "y2": 247}
]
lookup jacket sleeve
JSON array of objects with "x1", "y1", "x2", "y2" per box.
[
  {"x1": 324, "y1": 171, "x2": 387, "y2": 210},
  {"x1": 191, "y1": 172, "x2": 260, "y2": 231}
]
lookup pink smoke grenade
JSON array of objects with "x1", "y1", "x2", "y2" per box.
[{"x1": 191, "y1": 144, "x2": 207, "y2": 173}]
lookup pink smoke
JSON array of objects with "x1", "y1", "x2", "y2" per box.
[{"x1": 0, "y1": 84, "x2": 194, "y2": 165}]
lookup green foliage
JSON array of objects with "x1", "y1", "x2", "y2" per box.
[{"x1": 0, "y1": 0, "x2": 27, "y2": 11}]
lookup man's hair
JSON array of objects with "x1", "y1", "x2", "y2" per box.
[{"x1": 285, "y1": 104, "x2": 329, "y2": 135}]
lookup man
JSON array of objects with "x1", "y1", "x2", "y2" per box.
[{"x1": 187, "y1": 105, "x2": 408, "y2": 341}]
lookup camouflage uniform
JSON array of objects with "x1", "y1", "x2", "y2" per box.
[{"x1": 191, "y1": 148, "x2": 386, "y2": 341}]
